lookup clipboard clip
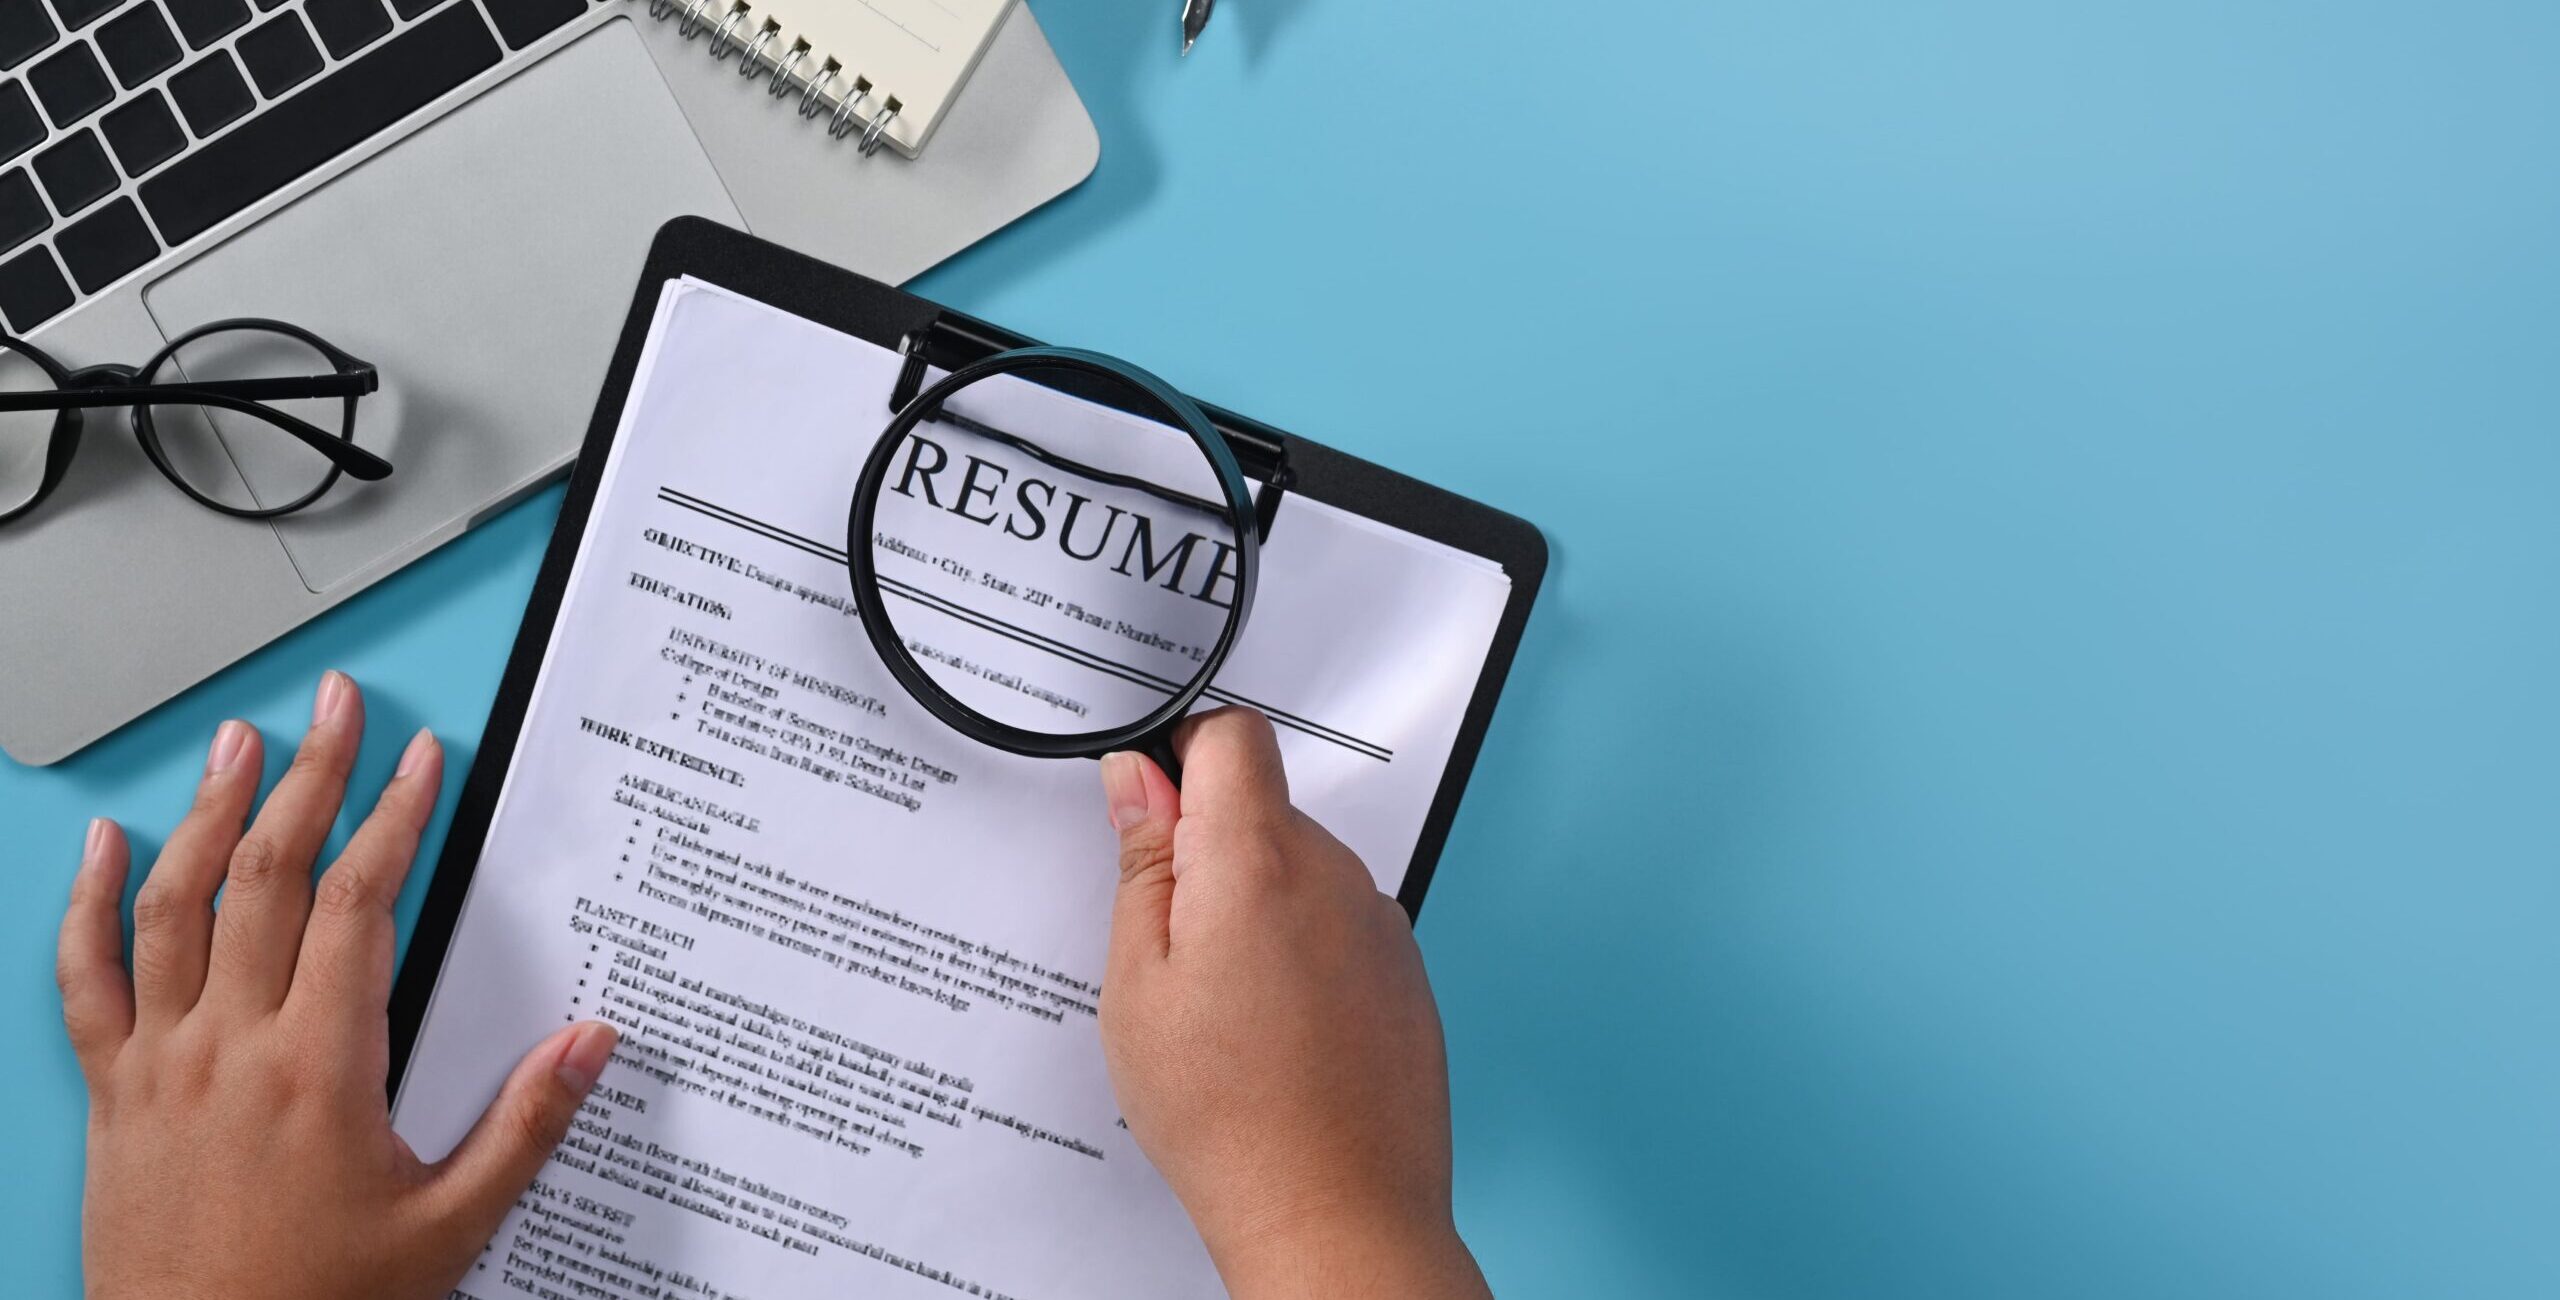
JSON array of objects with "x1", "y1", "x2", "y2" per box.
[{"x1": 891, "y1": 322, "x2": 1293, "y2": 543}]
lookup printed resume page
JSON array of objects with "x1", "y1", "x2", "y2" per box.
[{"x1": 392, "y1": 280, "x2": 1512, "y2": 1300}]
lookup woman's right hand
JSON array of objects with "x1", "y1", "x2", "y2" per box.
[{"x1": 1096, "y1": 708, "x2": 1492, "y2": 1299}]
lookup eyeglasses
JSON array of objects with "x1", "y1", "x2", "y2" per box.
[{"x1": 0, "y1": 317, "x2": 387, "y2": 528}]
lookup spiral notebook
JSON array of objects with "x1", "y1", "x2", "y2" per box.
[{"x1": 641, "y1": 0, "x2": 1018, "y2": 158}]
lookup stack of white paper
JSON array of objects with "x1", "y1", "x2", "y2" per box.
[{"x1": 392, "y1": 279, "x2": 1512, "y2": 1300}]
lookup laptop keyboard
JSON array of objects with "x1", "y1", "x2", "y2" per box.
[{"x1": 0, "y1": 0, "x2": 589, "y2": 332}]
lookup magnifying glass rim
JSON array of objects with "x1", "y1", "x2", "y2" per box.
[{"x1": 846, "y1": 345, "x2": 1260, "y2": 760}]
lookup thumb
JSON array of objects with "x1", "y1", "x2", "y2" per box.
[
  {"x1": 429, "y1": 1020, "x2": 617, "y2": 1229},
  {"x1": 1101, "y1": 751, "x2": 1181, "y2": 972}
]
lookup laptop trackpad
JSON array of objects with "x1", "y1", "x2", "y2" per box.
[{"x1": 143, "y1": 18, "x2": 742, "y2": 594}]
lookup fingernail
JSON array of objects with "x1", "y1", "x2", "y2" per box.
[
  {"x1": 556, "y1": 1022, "x2": 618, "y2": 1095},
  {"x1": 396, "y1": 728, "x2": 435, "y2": 779},
  {"x1": 1101, "y1": 752, "x2": 1152, "y2": 832},
  {"x1": 206, "y1": 720, "x2": 249, "y2": 775},
  {"x1": 313, "y1": 670, "x2": 351, "y2": 726},
  {"x1": 83, "y1": 818, "x2": 108, "y2": 867}
]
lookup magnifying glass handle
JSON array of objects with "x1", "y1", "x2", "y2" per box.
[{"x1": 1144, "y1": 733, "x2": 1184, "y2": 789}]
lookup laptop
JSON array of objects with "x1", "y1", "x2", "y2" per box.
[{"x1": 0, "y1": 0, "x2": 1098, "y2": 765}]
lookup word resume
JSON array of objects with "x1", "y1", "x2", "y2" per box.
[{"x1": 392, "y1": 280, "x2": 1513, "y2": 1300}]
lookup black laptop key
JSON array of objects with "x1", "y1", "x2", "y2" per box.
[
  {"x1": 236, "y1": 12, "x2": 318, "y2": 94},
  {"x1": 96, "y1": 1, "x2": 179, "y2": 86},
  {"x1": 33, "y1": 127, "x2": 112, "y2": 212},
  {"x1": 0, "y1": 83, "x2": 41, "y2": 162},
  {"x1": 484, "y1": 0, "x2": 580, "y2": 49},
  {"x1": 388, "y1": 0, "x2": 441, "y2": 18},
  {"x1": 303, "y1": 0, "x2": 386, "y2": 57},
  {"x1": 162, "y1": 0, "x2": 244, "y2": 48},
  {"x1": 0, "y1": 167, "x2": 46, "y2": 253},
  {"x1": 100, "y1": 88, "x2": 182, "y2": 175},
  {"x1": 142, "y1": 5, "x2": 498, "y2": 246},
  {"x1": 0, "y1": 244, "x2": 70, "y2": 328},
  {"x1": 167, "y1": 50, "x2": 250, "y2": 134},
  {"x1": 56, "y1": 194, "x2": 153, "y2": 290},
  {"x1": 0, "y1": 0, "x2": 56, "y2": 69},
  {"x1": 48, "y1": 0, "x2": 114, "y2": 30},
  {"x1": 29, "y1": 40, "x2": 111, "y2": 125}
]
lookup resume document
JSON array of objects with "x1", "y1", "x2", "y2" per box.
[{"x1": 392, "y1": 280, "x2": 1512, "y2": 1300}]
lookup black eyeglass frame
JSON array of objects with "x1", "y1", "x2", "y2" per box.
[{"x1": 0, "y1": 317, "x2": 387, "y2": 527}]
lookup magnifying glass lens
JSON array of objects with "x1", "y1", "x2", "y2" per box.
[{"x1": 857, "y1": 361, "x2": 1243, "y2": 742}]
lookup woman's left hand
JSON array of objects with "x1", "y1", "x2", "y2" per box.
[{"x1": 57, "y1": 671, "x2": 617, "y2": 1300}]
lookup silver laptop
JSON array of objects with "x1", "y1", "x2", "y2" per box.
[{"x1": 0, "y1": 0, "x2": 1097, "y2": 764}]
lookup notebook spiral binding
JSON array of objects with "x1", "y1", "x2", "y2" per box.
[{"x1": 637, "y1": 0, "x2": 904, "y2": 157}]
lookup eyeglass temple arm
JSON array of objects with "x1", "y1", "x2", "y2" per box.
[
  {"x1": 0, "y1": 380, "x2": 392, "y2": 481},
  {"x1": 158, "y1": 372, "x2": 377, "y2": 402},
  {"x1": 0, "y1": 372, "x2": 377, "y2": 408}
]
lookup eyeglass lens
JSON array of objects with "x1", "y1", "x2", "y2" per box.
[
  {"x1": 141, "y1": 325, "x2": 355, "y2": 515},
  {"x1": 0, "y1": 343, "x2": 55, "y2": 516}
]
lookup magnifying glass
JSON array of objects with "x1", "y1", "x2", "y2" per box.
[{"x1": 846, "y1": 347, "x2": 1275, "y2": 783}]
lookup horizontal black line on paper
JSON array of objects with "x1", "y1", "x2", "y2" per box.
[{"x1": 650, "y1": 486, "x2": 1396, "y2": 764}]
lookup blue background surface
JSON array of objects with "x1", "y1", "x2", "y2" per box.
[{"x1": 5, "y1": 2, "x2": 2556, "y2": 1295}]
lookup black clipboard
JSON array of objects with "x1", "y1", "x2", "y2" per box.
[{"x1": 387, "y1": 217, "x2": 1546, "y2": 1082}]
